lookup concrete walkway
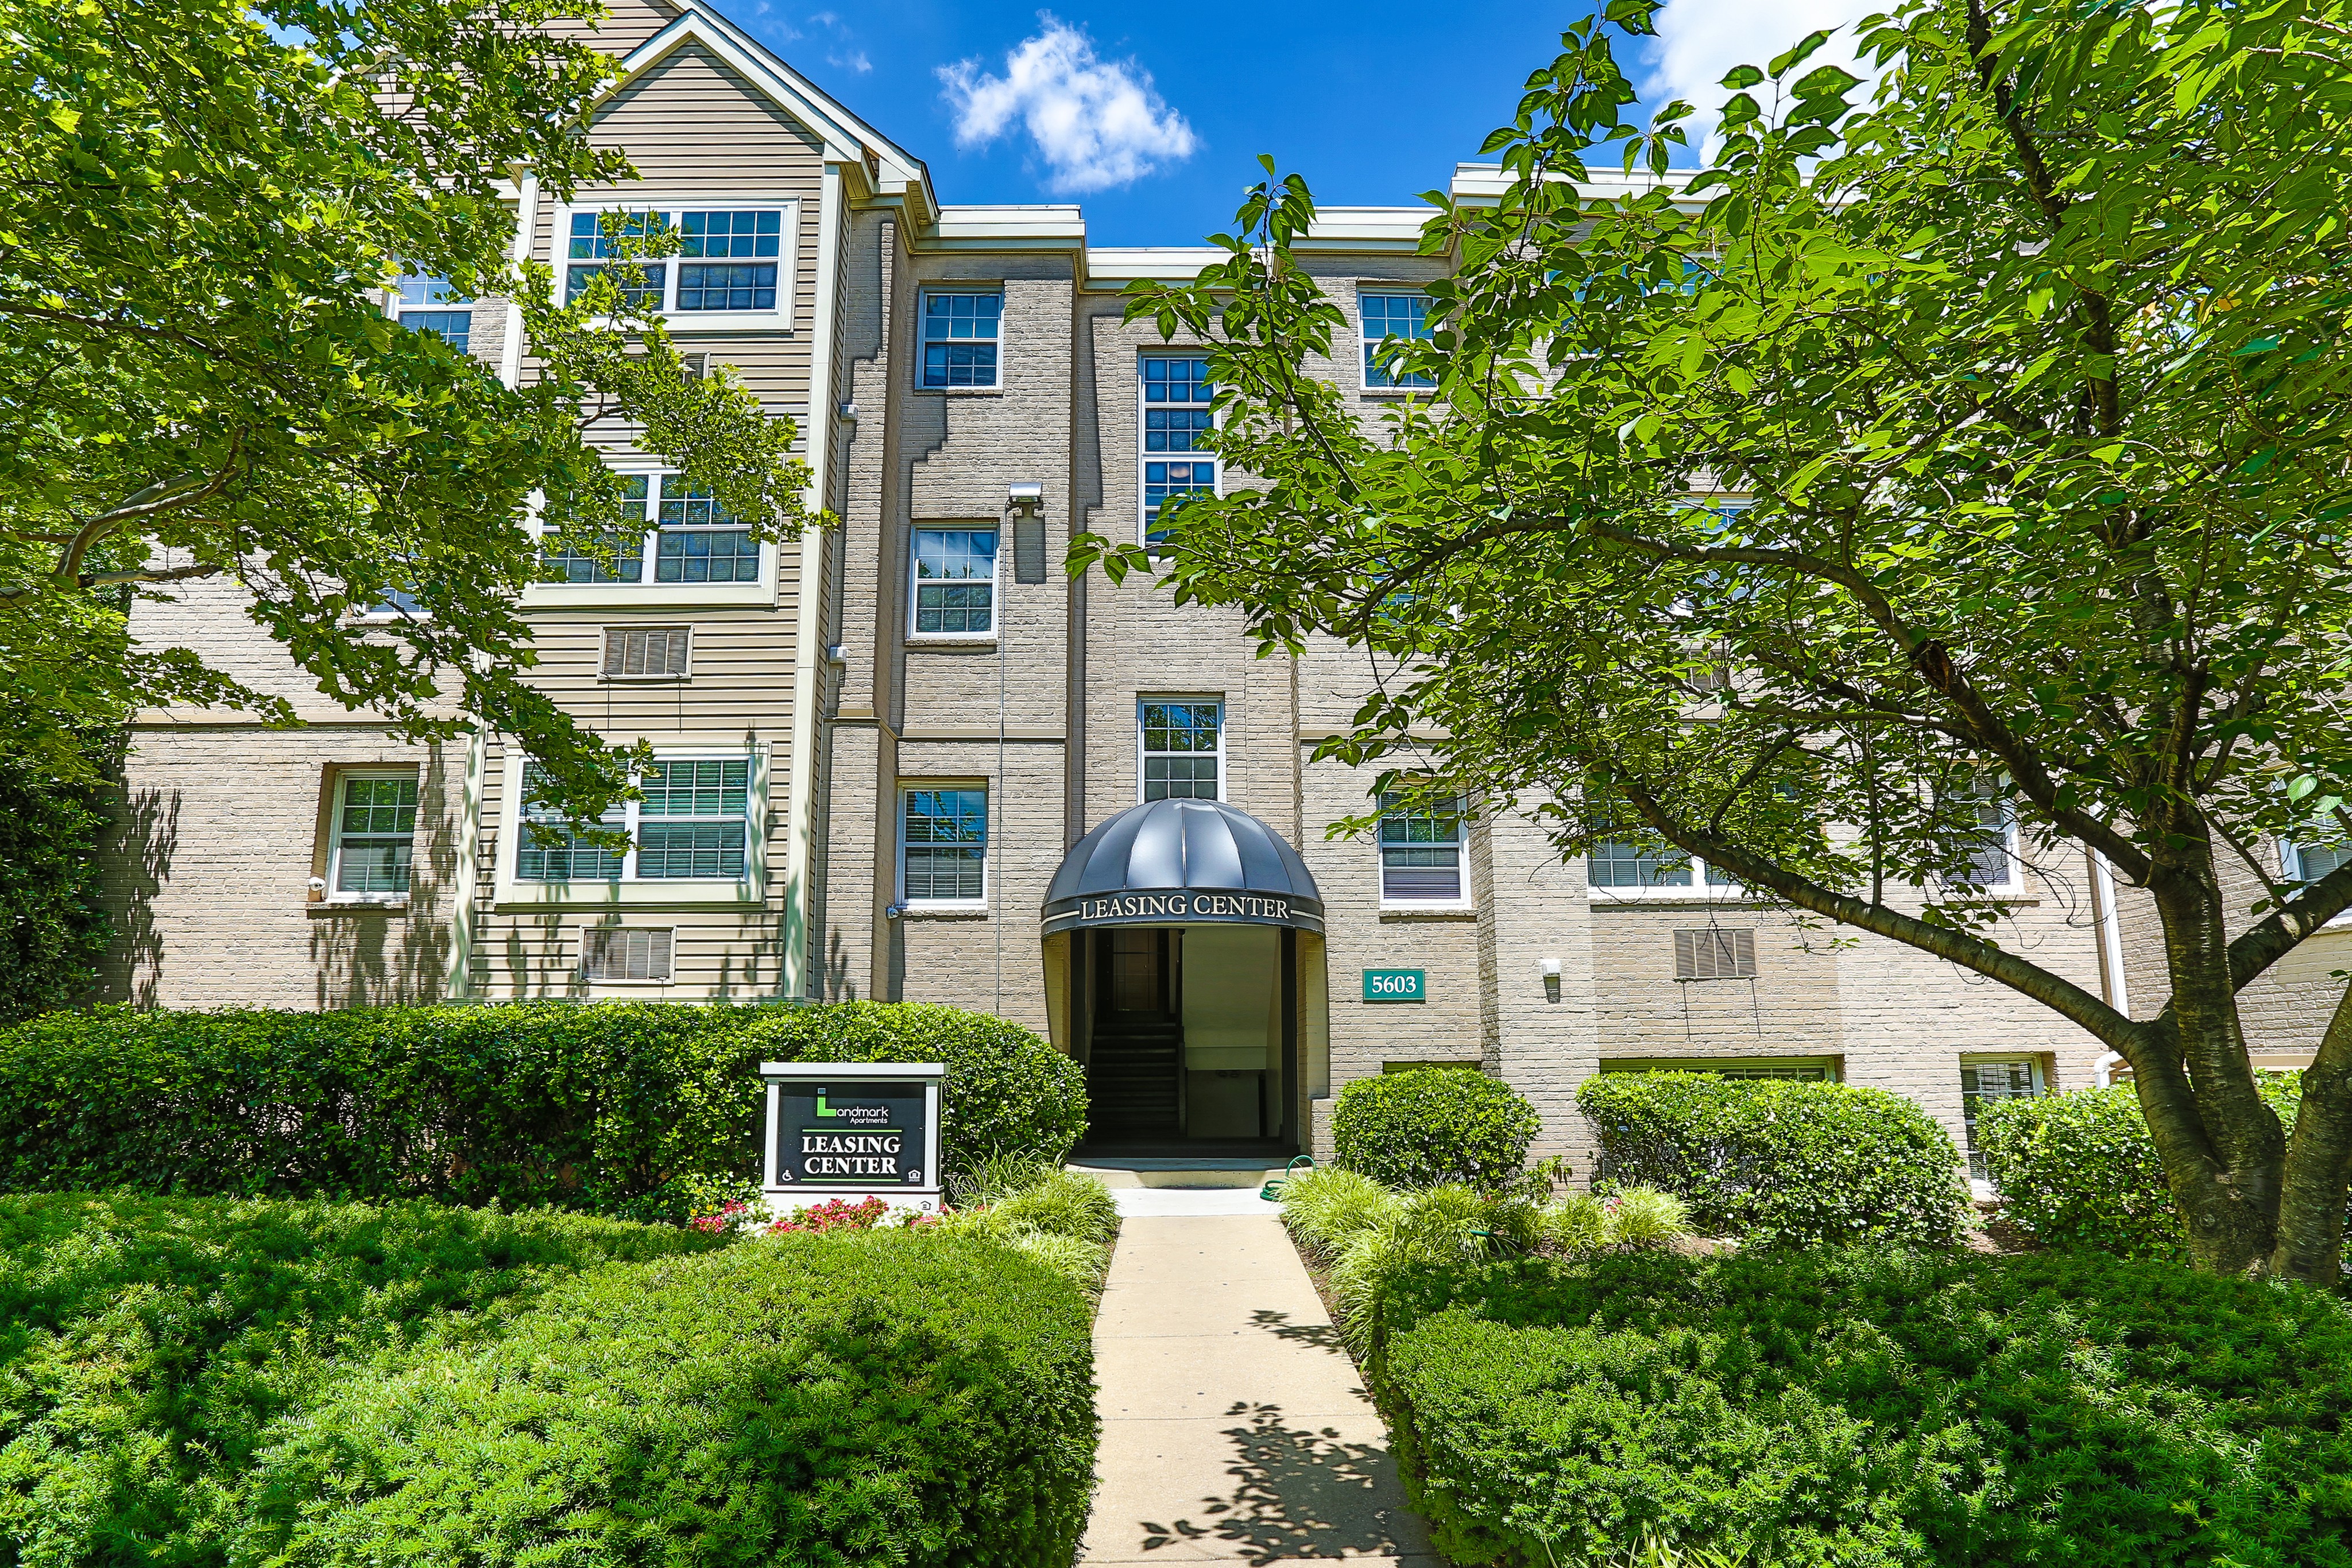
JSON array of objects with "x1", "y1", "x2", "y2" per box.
[{"x1": 1082, "y1": 1211, "x2": 1446, "y2": 1566}]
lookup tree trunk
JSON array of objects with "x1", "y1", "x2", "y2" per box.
[
  {"x1": 2144, "y1": 854, "x2": 2286, "y2": 1273},
  {"x1": 2269, "y1": 982, "x2": 2352, "y2": 1283}
]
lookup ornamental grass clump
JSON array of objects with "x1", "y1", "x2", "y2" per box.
[{"x1": 938, "y1": 1163, "x2": 1120, "y2": 1296}]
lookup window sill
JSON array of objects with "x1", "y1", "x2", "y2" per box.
[
  {"x1": 1587, "y1": 889, "x2": 1757, "y2": 905},
  {"x1": 1359, "y1": 385, "x2": 1436, "y2": 399},
  {"x1": 601, "y1": 673, "x2": 690, "y2": 684},
  {"x1": 1379, "y1": 905, "x2": 1476, "y2": 920},
  {"x1": 913, "y1": 385, "x2": 1005, "y2": 397},
  {"x1": 522, "y1": 580, "x2": 773, "y2": 610},
  {"x1": 308, "y1": 899, "x2": 409, "y2": 916},
  {"x1": 906, "y1": 636, "x2": 1000, "y2": 651},
  {"x1": 900, "y1": 904, "x2": 989, "y2": 919},
  {"x1": 492, "y1": 881, "x2": 763, "y2": 913}
]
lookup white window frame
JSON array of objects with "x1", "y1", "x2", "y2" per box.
[
  {"x1": 1138, "y1": 697, "x2": 1225, "y2": 803},
  {"x1": 493, "y1": 745, "x2": 767, "y2": 910},
  {"x1": 551, "y1": 198, "x2": 799, "y2": 331},
  {"x1": 1940, "y1": 779, "x2": 2025, "y2": 896},
  {"x1": 1138, "y1": 349, "x2": 1220, "y2": 548},
  {"x1": 1375, "y1": 791, "x2": 1472, "y2": 911},
  {"x1": 525, "y1": 466, "x2": 774, "y2": 609},
  {"x1": 898, "y1": 783, "x2": 991, "y2": 911},
  {"x1": 1585, "y1": 842, "x2": 1746, "y2": 901},
  {"x1": 1960, "y1": 1054, "x2": 2046, "y2": 1191},
  {"x1": 1357, "y1": 288, "x2": 1436, "y2": 392},
  {"x1": 2278, "y1": 835, "x2": 2352, "y2": 927},
  {"x1": 915, "y1": 285, "x2": 1006, "y2": 391},
  {"x1": 324, "y1": 768, "x2": 421, "y2": 905},
  {"x1": 906, "y1": 524, "x2": 1001, "y2": 642}
]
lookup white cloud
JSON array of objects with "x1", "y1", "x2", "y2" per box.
[
  {"x1": 938, "y1": 15, "x2": 1198, "y2": 194},
  {"x1": 1639, "y1": 0, "x2": 1882, "y2": 157},
  {"x1": 831, "y1": 48, "x2": 871, "y2": 73}
]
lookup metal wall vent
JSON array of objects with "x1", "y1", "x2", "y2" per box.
[
  {"x1": 582, "y1": 927, "x2": 674, "y2": 982},
  {"x1": 1674, "y1": 927, "x2": 1757, "y2": 981},
  {"x1": 603, "y1": 626, "x2": 690, "y2": 679}
]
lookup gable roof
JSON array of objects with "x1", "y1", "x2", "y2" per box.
[{"x1": 592, "y1": 1, "x2": 939, "y2": 225}]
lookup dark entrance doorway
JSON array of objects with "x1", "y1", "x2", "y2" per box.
[{"x1": 1074, "y1": 926, "x2": 1298, "y2": 1156}]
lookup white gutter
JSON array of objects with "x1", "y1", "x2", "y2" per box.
[{"x1": 780, "y1": 160, "x2": 844, "y2": 1000}]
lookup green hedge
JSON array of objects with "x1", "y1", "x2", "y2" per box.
[
  {"x1": 1376, "y1": 1248, "x2": 2352, "y2": 1567},
  {"x1": 0, "y1": 1001, "x2": 1087, "y2": 1213},
  {"x1": 0, "y1": 1193, "x2": 722, "y2": 1567},
  {"x1": 234, "y1": 1230, "x2": 1098, "y2": 1568},
  {"x1": 738, "y1": 1001, "x2": 1088, "y2": 1176},
  {"x1": 1333, "y1": 1067, "x2": 1539, "y2": 1190},
  {"x1": 1978, "y1": 1074, "x2": 2346, "y2": 1261},
  {"x1": 1577, "y1": 1071, "x2": 1967, "y2": 1246}
]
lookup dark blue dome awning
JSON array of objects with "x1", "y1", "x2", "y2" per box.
[{"x1": 1042, "y1": 799, "x2": 1324, "y2": 935}]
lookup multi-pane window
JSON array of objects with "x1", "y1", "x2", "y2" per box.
[
  {"x1": 516, "y1": 765, "x2": 626, "y2": 882},
  {"x1": 636, "y1": 760, "x2": 750, "y2": 878},
  {"x1": 902, "y1": 787, "x2": 988, "y2": 903},
  {"x1": 2283, "y1": 838, "x2": 2352, "y2": 884},
  {"x1": 655, "y1": 483, "x2": 759, "y2": 583},
  {"x1": 676, "y1": 210, "x2": 781, "y2": 310},
  {"x1": 1142, "y1": 355, "x2": 1216, "y2": 545},
  {"x1": 1378, "y1": 792, "x2": 1467, "y2": 904},
  {"x1": 1141, "y1": 701, "x2": 1222, "y2": 800},
  {"x1": 1961, "y1": 1058, "x2": 2042, "y2": 1182},
  {"x1": 1587, "y1": 838, "x2": 1740, "y2": 891},
  {"x1": 327, "y1": 772, "x2": 418, "y2": 897},
  {"x1": 920, "y1": 290, "x2": 1002, "y2": 388},
  {"x1": 1945, "y1": 777, "x2": 2018, "y2": 889},
  {"x1": 514, "y1": 758, "x2": 755, "y2": 884},
  {"x1": 540, "y1": 475, "x2": 761, "y2": 588},
  {"x1": 543, "y1": 475, "x2": 650, "y2": 584},
  {"x1": 1361, "y1": 291, "x2": 1436, "y2": 388},
  {"x1": 396, "y1": 272, "x2": 472, "y2": 353},
  {"x1": 566, "y1": 211, "x2": 670, "y2": 306},
  {"x1": 911, "y1": 528, "x2": 997, "y2": 636}
]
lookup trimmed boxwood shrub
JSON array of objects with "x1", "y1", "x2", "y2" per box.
[
  {"x1": 0, "y1": 1193, "x2": 723, "y2": 1568},
  {"x1": 1577, "y1": 1071, "x2": 1967, "y2": 1246},
  {"x1": 1333, "y1": 1067, "x2": 1539, "y2": 1190},
  {"x1": 234, "y1": 1229, "x2": 1098, "y2": 1568},
  {"x1": 1978, "y1": 1073, "x2": 2343, "y2": 1261},
  {"x1": 1375, "y1": 1248, "x2": 2352, "y2": 1567},
  {"x1": 0, "y1": 1001, "x2": 1088, "y2": 1213},
  {"x1": 738, "y1": 1001, "x2": 1088, "y2": 1175}
]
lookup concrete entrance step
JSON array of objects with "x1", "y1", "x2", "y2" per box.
[{"x1": 1069, "y1": 1157, "x2": 1286, "y2": 1190}]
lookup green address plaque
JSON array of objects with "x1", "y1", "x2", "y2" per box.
[{"x1": 1362, "y1": 967, "x2": 1427, "y2": 1003}]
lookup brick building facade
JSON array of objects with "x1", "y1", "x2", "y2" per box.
[{"x1": 100, "y1": 0, "x2": 2346, "y2": 1172}]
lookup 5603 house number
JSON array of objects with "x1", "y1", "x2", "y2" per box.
[{"x1": 1361, "y1": 968, "x2": 1427, "y2": 1002}]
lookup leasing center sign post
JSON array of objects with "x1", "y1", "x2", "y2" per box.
[{"x1": 758, "y1": 1061, "x2": 945, "y2": 1215}]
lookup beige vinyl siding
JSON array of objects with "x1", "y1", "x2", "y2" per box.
[
  {"x1": 510, "y1": 590, "x2": 803, "y2": 729},
  {"x1": 523, "y1": 44, "x2": 825, "y2": 450},
  {"x1": 467, "y1": 737, "x2": 796, "y2": 998},
  {"x1": 544, "y1": 0, "x2": 681, "y2": 57}
]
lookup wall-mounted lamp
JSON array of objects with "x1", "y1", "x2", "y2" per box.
[
  {"x1": 1005, "y1": 481, "x2": 1044, "y2": 518},
  {"x1": 837, "y1": 400, "x2": 859, "y2": 423},
  {"x1": 884, "y1": 901, "x2": 908, "y2": 921},
  {"x1": 1539, "y1": 955, "x2": 1562, "y2": 1004},
  {"x1": 306, "y1": 876, "x2": 328, "y2": 904},
  {"x1": 825, "y1": 643, "x2": 847, "y2": 665}
]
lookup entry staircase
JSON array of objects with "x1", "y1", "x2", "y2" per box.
[{"x1": 1085, "y1": 1017, "x2": 1183, "y2": 1140}]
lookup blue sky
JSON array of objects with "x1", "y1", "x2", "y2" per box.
[{"x1": 728, "y1": 1, "x2": 1869, "y2": 249}]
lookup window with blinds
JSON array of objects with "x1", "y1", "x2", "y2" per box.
[
  {"x1": 1961, "y1": 1058, "x2": 2043, "y2": 1181},
  {"x1": 603, "y1": 626, "x2": 690, "y2": 679},
  {"x1": 581, "y1": 927, "x2": 674, "y2": 982},
  {"x1": 1673, "y1": 927, "x2": 1757, "y2": 980}
]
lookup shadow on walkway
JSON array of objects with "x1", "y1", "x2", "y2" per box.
[{"x1": 1134, "y1": 1401, "x2": 1413, "y2": 1564}]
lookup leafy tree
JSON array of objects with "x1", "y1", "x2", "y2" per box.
[
  {"x1": 1, "y1": 0, "x2": 811, "y2": 820},
  {"x1": 0, "y1": 737, "x2": 113, "y2": 1023},
  {"x1": 1088, "y1": 0, "x2": 2352, "y2": 1278}
]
